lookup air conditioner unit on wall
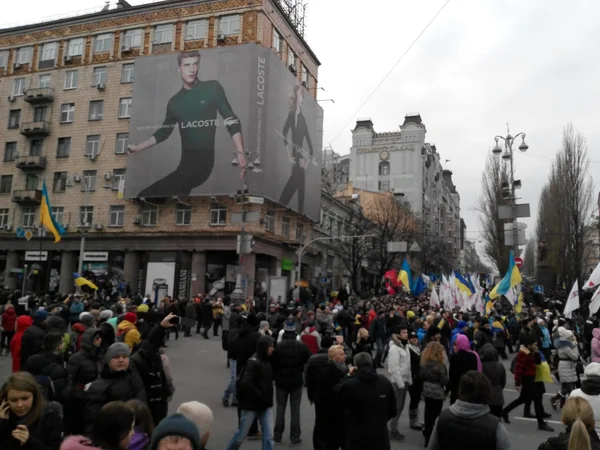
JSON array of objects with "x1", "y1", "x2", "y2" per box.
[
  {"x1": 13, "y1": 63, "x2": 21, "y2": 70},
  {"x1": 94, "y1": 223, "x2": 104, "y2": 231},
  {"x1": 217, "y1": 34, "x2": 226, "y2": 42},
  {"x1": 8, "y1": 95, "x2": 15, "y2": 102},
  {"x1": 133, "y1": 216, "x2": 141, "y2": 224},
  {"x1": 96, "y1": 84, "x2": 105, "y2": 91}
]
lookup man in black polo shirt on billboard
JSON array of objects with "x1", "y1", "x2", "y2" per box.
[{"x1": 128, "y1": 50, "x2": 246, "y2": 197}]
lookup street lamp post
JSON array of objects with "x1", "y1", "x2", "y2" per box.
[
  {"x1": 77, "y1": 176, "x2": 93, "y2": 278},
  {"x1": 492, "y1": 126, "x2": 529, "y2": 256},
  {"x1": 231, "y1": 150, "x2": 261, "y2": 299},
  {"x1": 296, "y1": 234, "x2": 377, "y2": 288}
]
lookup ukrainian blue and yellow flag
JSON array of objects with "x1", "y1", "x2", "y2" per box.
[
  {"x1": 397, "y1": 259, "x2": 412, "y2": 293},
  {"x1": 485, "y1": 294, "x2": 494, "y2": 316},
  {"x1": 73, "y1": 272, "x2": 99, "y2": 290},
  {"x1": 454, "y1": 271, "x2": 475, "y2": 296},
  {"x1": 489, "y1": 251, "x2": 522, "y2": 300},
  {"x1": 514, "y1": 291, "x2": 524, "y2": 313},
  {"x1": 40, "y1": 180, "x2": 65, "y2": 243}
]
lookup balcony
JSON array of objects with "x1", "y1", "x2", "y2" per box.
[
  {"x1": 20, "y1": 121, "x2": 50, "y2": 137},
  {"x1": 24, "y1": 87, "x2": 54, "y2": 104},
  {"x1": 12, "y1": 189, "x2": 42, "y2": 205},
  {"x1": 16, "y1": 155, "x2": 47, "y2": 171}
]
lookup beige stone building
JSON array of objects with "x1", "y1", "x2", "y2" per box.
[{"x1": 0, "y1": 0, "x2": 320, "y2": 299}]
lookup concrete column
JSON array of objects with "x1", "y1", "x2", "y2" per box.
[
  {"x1": 124, "y1": 251, "x2": 139, "y2": 289},
  {"x1": 58, "y1": 251, "x2": 76, "y2": 294},
  {"x1": 270, "y1": 257, "x2": 282, "y2": 277},
  {"x1": 5, "y1": 251, "x2": 19, "y2": 291},
  {"x1": 241, "y1": 252, "x2": 256, "y2": 299},
  {"x1": 190, "y1": 251, "x2": 206, "y2": 296}
]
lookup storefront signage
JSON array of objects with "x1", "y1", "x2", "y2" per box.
[
  {"x1": 178, "y1": 269, "x2": 189, "y2": 299},
  {"x1": 281, "y1": 258, "x2": 293, "y2": 271},
  {"x1": 83, "y1": 252, "x2": 109, "y2": 261},
  {"x1": 25, "y1": 251, "x2": 48, "y2": 261}
]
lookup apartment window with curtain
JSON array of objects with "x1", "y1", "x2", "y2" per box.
[
  {"x1": 186, "y1": 20, "x2": 207, "y2": 41},
  {"x1": 218, "y1": 15, "x2": 240, "y2": 35},
  {"x1": 109, "y1": 205, "x2": 125, "y2": 227},
  {"x1": 94, "y1": 34, "x2": 113, "y2": 53},
  {"x1": 154, "y1": 25, "x2": 173, "y2": 44},
  {"x1": 176, "y1": 204, "x2": 192, "y2": 225},
  {"x1": 53, "y1": 172, "x2": 67, "y2": 192},
  {"x1": 67, "y1": 38, "x2": 84, "y2": 57},
  {"x1": 22, "y1": 207, "x2": 36, "y2": 228}
]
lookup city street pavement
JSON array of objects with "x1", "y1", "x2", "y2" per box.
[{"x1": 0, "y1": 334, "x2": 567, "y2": 449}]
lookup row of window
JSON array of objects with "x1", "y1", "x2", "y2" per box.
[
  {"x1": 0, "y1": 167, "x2": 126, "y2": 193},
  {"x1": 0, "y1": 16, "x2": 242, "y2": 70},
  {"x1": 7, "y1": 100, "x2": 131, "y2": 131},
  {"x1": 271, "y1": 28, "x2": 310, "y2": 86},
  {"x1": 0, "y1": 205, "x2": 230, "y2": 229},
  {"x1": 262, "y1": 210, "x2": 305, "y2": 241},
  {"x1": 4, "y1": 132, "x2": 129, "y2": 161},
  {"x1": 10, "y1": 63, "x2": 134, "y2": 96}
]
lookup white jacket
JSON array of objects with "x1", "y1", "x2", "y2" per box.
[
  {"x1": 569, "y1": 388, "x2": 600, "y2": 430},
  {"x1": 387, "y1": 340, "x2": 412, "y2": 389}
]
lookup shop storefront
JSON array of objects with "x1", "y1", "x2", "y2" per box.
[{"x1": 138, "y1": 251, "x2": 193, "y2": 303}]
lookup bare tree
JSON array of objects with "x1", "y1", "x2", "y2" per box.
[
  {"x1": 420, "y1": 232, "x2": 455, "y2": 273},
  {"x1": 335, "y1": 205, "x2": 376, "y2": 293},
  {"x1": 363, "y1": 195, "x2": 420, "y2": 281},
  {"x1": 537, "y1": 124, "x2": 595, "y2": 285},
  {"x1": 477, "y1": 153, "x2": 511, "y2": 274}
]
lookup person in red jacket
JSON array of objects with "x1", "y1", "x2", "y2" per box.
[
  {"x1": 10, "y1": 315, "x2": 33, "y2": 372},
  {"x1": 501, "y1": 336, "x2": 554, "y2": 432},
  {"x1": 1, "y1": 304, "x2": 17, "y2": 355}
]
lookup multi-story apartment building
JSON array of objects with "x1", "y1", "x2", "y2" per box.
[
  {"x1": 0, "y1": 0, "x2": 321, "y2": 300},
  {"x1": 347, "y1": 114, "x2": 462, "y2": 262}
]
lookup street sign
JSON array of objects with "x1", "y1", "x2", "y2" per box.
[
  {"x1": 498, "y1": 203, "x2": 531, "y2": 220},
  {"x1": 409, "y1": 241, "x2": 421, "y2": 252},
  {"x1": 320, "y1": 277, "x2": 329, "y2": 284},
  {"x1": 534, "y1": 285, "x2": 544, "y2": 294},
  {"x1": 514, "y1": 257, "x2": 524, "y2": 269},
  {"x1": 24, "y1": 230, "x2": 34, "y2": 241},
  {"x1": 247, "y1": 196, "x2": 264, "y2": 204}
]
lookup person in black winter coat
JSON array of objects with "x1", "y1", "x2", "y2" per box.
[
  {"x1": 227, "y1": 335, "x2": 276, "y2": 449},
  {"x1": 370, "y1": 311, "x2": 388, "y2": 368},
  {"x1": 449, "y1": 342, "x2": 479, "y2": 405},
  {"x1": 130, "y1": 322, "x2": 171, "y2": 425},
  {"x1": 338, "y1": 352, "x2": 397, "y2": 450},
  {"x1": 311, "y1": 345, "x2": 348, "y2": 450},
  {"x1": 0, "y1": 372, "x2": 64, "y2": 450},
  {"x1": 480, "y1": 343, "x2": 506, "y2": 418},
  {"x1": 200, "y1": 299, "x2": 213, "y2": 339},
  {"x1": 271, "y1": 324, "x2": 311, "y2": 444},
  {"x1": 305, "y1": 335, "x2": 335, "y2": 403},
  {"x1": 83, "y1": 341, "x2": 146, "y2": 433},
  {"x1": 24, "y1": 332, "x2": 69, "y2": 404},
  {"x1": 473, "y1": 321, "x2": 494, "y2": 352},
  {"x1": 20, "y1": 310, "x2": 48, "y2": 370},
  {"x1": 65, "y1": 327, "x2": 103, "y2": 435},
  {"x1": 228, "y1": 313, "x2": 261, "y2": 438}
]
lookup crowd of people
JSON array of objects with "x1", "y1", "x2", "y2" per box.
[{"x1": 1, "y1": 288, "x2": 600, "y2": 450}]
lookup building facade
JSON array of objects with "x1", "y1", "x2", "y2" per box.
[
  {"x1": 348, "y1": 114, "x2": 463, "y2": 263},
  {"x1": 0, "y1": 0, "x2": 320, "y2": 300}
]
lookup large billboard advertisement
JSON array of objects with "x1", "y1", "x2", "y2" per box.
[{"x1": 125, "y1": 43, "x2": 323, "y2": 221}]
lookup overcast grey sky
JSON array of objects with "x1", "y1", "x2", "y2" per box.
[{"x1": 3, "y1": 0, "x2": 599, "y2": 259}]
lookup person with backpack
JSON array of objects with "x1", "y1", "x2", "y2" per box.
[
  {"x1": 0, "y1": 372, "x2": 64, "y2": 450},
  {"x1": 117, "y1": 312, "x2": 142, "y2": 351},
  {"x1": 25, "y1": 331, "x2": 69, "y2": 405}
]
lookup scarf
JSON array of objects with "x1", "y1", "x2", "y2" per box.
[{"x1": 455, "y1": 334, "x2": 482, "y2": 372}]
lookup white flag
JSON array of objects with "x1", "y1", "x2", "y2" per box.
[
  {"x1": 588, "y1": 286, "x2": 600, "y2": 317},
  {"x1": 584, "y1": 263, "x2": 600, "y2": 291},
  {"x1": 564, "y1": 280, "x2": 580, "y2": 319},
  {"x1": 430, "y1": 286, "x2": 440, "y2": 308}
]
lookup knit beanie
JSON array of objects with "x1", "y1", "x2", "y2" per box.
[
  {"x1": 33, "y1": 309, "x2": 48, "y2": 321},
  {"x1": 124, "y1": 312, "x2": 137, "y2": 324},
  {"x1": 79, "y1": 312, "x2": 95, "y2": 327},
  {"x1": 150, "y1": 414, "x2": 202, "y2": 450},
  {"x1": 137, "y1": 304, "x2": 149, "y2": 314},
  {"x1": 284, "y1": 318, "x2": 296, "y2": 332},
  {"x1": 176, "y1": 402, "x2": 213, "y2": 440},
  {"x1": 259, "y1": 320, "x2": 269, "y2": 330},
  {"x1": 99, "y1": 310, "x2": 113, "y2": 321},
  {"x1": 104, "y1": 342, "x2": 130, "y2": 363}
]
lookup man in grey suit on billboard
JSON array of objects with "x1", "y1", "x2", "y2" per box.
[{"x1": 127, "y1": 50, "x2": 247, "y2": 197}]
